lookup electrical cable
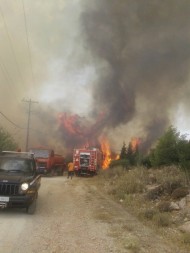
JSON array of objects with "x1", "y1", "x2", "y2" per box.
[
  {"x1": 21, "y1": 0, "x2": 35, "y2": 92},
  {"x1": 0, "y1": 6, "x2": 22, "y2": 102},
  {"x1": 0, "y1": 111, "x2": 46, "y2": 135},
  {"x1": 0, "y1": 57, "x2": 20, "y2": 103},
  {"x1": 0, "y1": 111, "x2": 25, "y2": 129},
  {"x1": 0, "y1": 5, "x2": 25, "y2": 90},
  {"x1": 0, "y1": 59, "x2": 14, "y2": 92}
]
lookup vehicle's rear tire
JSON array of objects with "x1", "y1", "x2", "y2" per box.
[
  {"x1": 59, "y1": 169, "x2": 63, "y2": 176},
  {"x1": 57, "y1": 166, "x2": 63, "y2": 176},
  {"x1": 26, "y1": 197, "x2": 37, "y2": 215}
]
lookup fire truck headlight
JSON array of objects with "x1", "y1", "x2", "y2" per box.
[{"x1": 21, "y1": 182, "x2": 29, "y2": 191}]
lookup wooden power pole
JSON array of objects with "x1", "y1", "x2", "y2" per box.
[{"x1": 23, "y1": 99, "x2": 38, "y2": 151}]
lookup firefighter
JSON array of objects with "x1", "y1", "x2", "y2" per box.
[{"x1": 67, "y1": 161, "x2": 74, "y2": 179}]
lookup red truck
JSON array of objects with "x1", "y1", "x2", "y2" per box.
[
  {"x1": 29, "y1": 147, "x2": 66, "y2": 176},
  {"x1": 73, "y1": 147, "x2": 103, "y2": 176}
]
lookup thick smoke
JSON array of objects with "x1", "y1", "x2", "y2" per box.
[
  {"x1": 79, "y1": 0, "x2": 190, "y2": 151},
  {"x1": 1, "y1": 0, "x2": 190, "y2": 155}
]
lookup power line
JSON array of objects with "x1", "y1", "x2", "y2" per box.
[
  {"x1": 0, "y1": 110, "x2": 46, "y2": 135},
  {"x1": 0, "y1": 5, "x2": 25, "y2": 90},
  {"x1": 22, "y1": 0, "x2": 35, "y2": 91},
  {"x1": 0, "y1": 108, "x2": 46, "y2": 151},
  {"x1": 0, "y1": 59, "x2": 21, "y2": 103},
  {"x1": 0, "y1": 10, "x2": 21, "y2": 102},
  {"x1": 0, "y1": 58, "x2": 14, "y2": 91},
  {"x1": 0, "y1": 111, "x2": 25, "y2": 129}
]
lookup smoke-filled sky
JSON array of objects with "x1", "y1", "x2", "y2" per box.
[{"x1": 0, "y1": 0, "x2": 190, "y2": 155}]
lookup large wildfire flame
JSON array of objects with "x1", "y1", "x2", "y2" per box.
[
  {"x1": 58, "y1": 112, "x2": 119, "y2": 168},
  {"x1": 58, "y1": 113, "x2": 85, "y2": 136},
  {"x1": 100, "y1": 137, "x2": 112, "y2": 169},
  {"x1": 58, "y1": 112, "x2": 143, "y2": 169},
  {"x1": 58, "y1": 112, "x2": 106, "y2": 140}
]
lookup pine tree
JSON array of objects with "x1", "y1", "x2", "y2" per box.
[
  {"x1": 150, "y1": 126, "x2": 180, "y2": 166},
  {"x1": 119, "y1": 142, "x2": 127, "y2": 159},
  {"x1": 126, "y1": 142, "x2": 136, "y2": 166}
]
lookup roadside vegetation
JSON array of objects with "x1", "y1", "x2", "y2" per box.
[
  {"x1": 0, "y1": 127, "x2": 18, "y2": 152},
  {"x1": 97, "y1": 126, "x2": 190, "y2": 251},
  {"x1": 110, "y1": 125, "x2": 190, "y2": 174},
  {"x1": 98, "y1": 166, "x2": 190, "y2": 251}
]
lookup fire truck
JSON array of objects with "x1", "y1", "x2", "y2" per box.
[
  {"x1": 29, "y1": 147, "x2": 66, "y2": 176},
  {"x1": 73, "y1": 147, "x2": 103, "y2": 176}
]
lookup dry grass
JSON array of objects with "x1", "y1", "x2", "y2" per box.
[
  {"x1": 107, "y1": 230, "x2": 121, "y2": 238},
  {"x1": 154, "y1": 166, "x2": 187, "y2": 194},
  {"x1": 97, "y1": 165, "x2": 190, "y2": 250},
  {"x1": 139, "y1": 208, "x2": 158, "y2": 220},
  {"x1": 122, "y1": 223, "x2": 134, "y2": 232},
  {"x1": 171, "y1": 187, "x2": 189, "y2": 199},
  {"x1": 122, "y1": 236, "x2": 140, "y2": 253},
  {"x1": 152, "y1": 212, "x2": 171, "y2": 227},
  {"x1": 157, "y1": 200, "x2": 171, "y2": 212},
  {"x1": 99, "y1": 166, "x2": 124, "y2": 179},
  {"x1": 181, "y1": 232, "x2": 190, "y2": 244},
  {"x1": 108, "y1": 167, "x2": 149, "y2": 200},
  {"x1": 94, "y1": 210, "x2": 113, "y2": 223}
]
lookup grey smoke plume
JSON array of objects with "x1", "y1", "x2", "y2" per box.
[{"x1": 79, "y1": 0, "x2": 190, "y2": 151}]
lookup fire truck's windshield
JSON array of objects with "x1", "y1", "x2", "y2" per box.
[{"x1": 29, "y1": 149, "x2": 50, "y2": 158}]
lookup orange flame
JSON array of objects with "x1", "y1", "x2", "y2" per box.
[
  {"x1": 115, "y1": 154, "x2": 120, "y2": 160},
  {"x1": 100, "y1": 137, "x2": 111, "y2": 169},
  {"x1": 58, "y1": 113, "x2": 83, "y2": 135},
  {"x1": 131, "y1": 137, "x2": 140, "y2": 152}
]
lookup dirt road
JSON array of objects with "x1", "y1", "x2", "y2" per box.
[{"x1": 0, "y1": 175, "x2": 188, "y2": 253}]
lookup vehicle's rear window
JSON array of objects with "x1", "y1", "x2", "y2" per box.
[{"x1": 0, "y1": 157, "x2": 34, "y2": 172}]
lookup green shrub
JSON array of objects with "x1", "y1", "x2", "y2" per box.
[{"x1": 0, "y1": 127, "x2": 17, "y2": 151}]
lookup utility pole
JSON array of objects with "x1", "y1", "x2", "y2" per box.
[{"x1": 23, "y1": 99, "x2": 38, "y2": 151}]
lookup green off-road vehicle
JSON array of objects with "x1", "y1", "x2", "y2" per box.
[{"x1": 0, "y1": 151, "x2": 41, "y2": 214}]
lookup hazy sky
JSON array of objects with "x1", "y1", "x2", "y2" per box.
[
  {"x1": 0, "y1": 0, "x2": 95, "y2": 152},
  {"x1": 0, "y1": 0, "x2": 190, "y2": 154}
]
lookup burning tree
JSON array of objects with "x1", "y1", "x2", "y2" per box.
[
  {"x1": 57, "y1": 112, "x2": 118, "y2": 168},
  {"x1": 109, "y1": 138, "x2": 141, "y2": 169},
  {"x1": 100, "y1": 137, "x2": 111, "y2": 169}
]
